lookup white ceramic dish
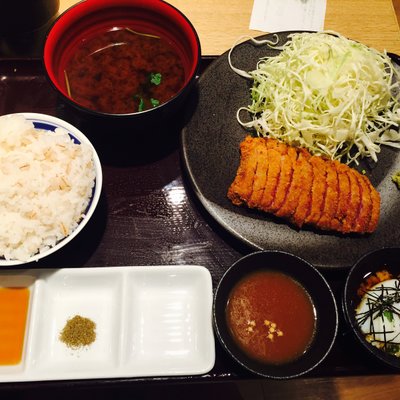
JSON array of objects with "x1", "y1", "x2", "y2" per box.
[
  {"x1": 0, "y1": 265, "x2": 215, "y2": 382},
  {"x1": 0, "y1": 112, "x2": 102, "y2": 266}
]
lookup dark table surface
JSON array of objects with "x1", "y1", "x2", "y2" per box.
[{"x1": 0, "y1": 57, "x2": 399, "y2": 399}]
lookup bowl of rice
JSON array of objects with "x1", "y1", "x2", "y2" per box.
[{"x1": 0, "y1": 112, "x2": 102, "y2": 265}]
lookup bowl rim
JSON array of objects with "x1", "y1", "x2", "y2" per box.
[
  {"x1": 42, "y1": 0, "x2": 201, "y2": 118},
  {"x1": 0, "y1": 112, "x2": 103, "y2": 266},
  {"x1": 342, "y1": 246, "x2": 400, "y2": 370},
  {"x1": 213, "y1": 249, "x2": 338, "y2": 379}
]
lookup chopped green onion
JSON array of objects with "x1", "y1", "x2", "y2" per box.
[
  {"x1": 384, "y1": 309, "x2": 394, "y2": 322},
  {"x1": 134, "y1": 95, "x2": 144, "y2": 112},
  {"x1": 150, "y1": 72, "x2": 162, "y2": 85},
  {"x1": 392, "y1": 171, "x2": 400, "y2": 189},
  {"x1": 150, "y1": 98, "x2": 160, "y2": 108}
]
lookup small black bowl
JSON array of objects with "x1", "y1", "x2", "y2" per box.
[
  {"x1": 213, "y1": 250, "x2": 338, "y2": 379},
  {"x1": 343, "y1": 247, "x2": 400, "y2": 370}
]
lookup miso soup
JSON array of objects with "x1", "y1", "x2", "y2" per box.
[{"x1": 63, "y1": 27, "x2": 186, "y2": 114}]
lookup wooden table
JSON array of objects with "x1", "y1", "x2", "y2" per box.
[
  {"x1": 1, "y1": 1, "x2": 400, "y2": 399},
  {"x1": 60, "y1": 0, "x2": 400, "y2": 55}
]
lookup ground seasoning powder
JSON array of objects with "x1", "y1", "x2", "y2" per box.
[{"x1": 59, "y1": 315, "x2": 96, "y2": 349}]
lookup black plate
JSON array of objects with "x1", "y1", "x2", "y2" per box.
[{"x1": 181, "y1": 31, "x2": 400, "y2": 268}]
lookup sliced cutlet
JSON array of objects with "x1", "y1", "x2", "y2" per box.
[
  {"x1": 227, "y1": 136, "x2": 261, "y2": 206},
  {"x1": 258, "y1": 139, "x2": 287, "y2": 212},
  {"x1": 290, "y1": 149, "x2": 314, "y2": 228},
  {"x1": 366, "y1": 177, "x2": 380, "y2": 232},
  {"x1": 228, "y1": 136, "x2": 381, "y2": 234},
  {"x1": 341, "y1": 167, "x2": 361, "y2": 232},
  {"x1": 247, "y1": 139, "x2": 270, "y2": 209},
  {"x1": 268, "y1": 145, "x2": 298, "y2": 214},
  {"x1": 351, "y1": 169, "x2": 373, "y2": 233},
  {"x1": 304, "y1": 155, "x2": 328, "y2": 226},
  {"x1": 333, "y1": 162, "x2": 351, "y2": 232},
  {"x1": 275, "y1": 149, "x2": 310, "y2": 221},
  {"x1": 317, "y1": 159, "x2": 339, "y2": 231}
]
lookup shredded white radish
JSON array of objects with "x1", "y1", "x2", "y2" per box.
[{"x1": 230, "y1": 31, "x2": 400, "y2": 164}]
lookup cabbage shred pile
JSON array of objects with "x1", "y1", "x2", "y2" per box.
[{"x1": 231, "y1": 32, "x2": 400, "y2": 165}]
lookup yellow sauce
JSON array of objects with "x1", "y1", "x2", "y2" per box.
[{"x1": 0, "y1": 287, "x2": 30, "y2": 365}]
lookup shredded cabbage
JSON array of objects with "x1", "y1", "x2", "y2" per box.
[{"x1": 230, "y1": 31, "x2": 400, "y2": 164}]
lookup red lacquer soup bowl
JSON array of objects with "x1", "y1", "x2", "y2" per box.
[{"x1": 43, "y1": 0, "x2": 200, "y2": 127}]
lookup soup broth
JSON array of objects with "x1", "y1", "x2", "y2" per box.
[
  {"x1": 63, "y1": 27, "x2": 186, "y2": 114},
  {"x1": 226, "y1": 270, "x2": 316, "y2": 365}
]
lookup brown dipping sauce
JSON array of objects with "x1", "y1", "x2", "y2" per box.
[
  {"x1": 226, "y1": 270, "x2": 316, "y2": 365},
  {"x1": 64, "y1": 27, "x2": 185, "y2": 114}
]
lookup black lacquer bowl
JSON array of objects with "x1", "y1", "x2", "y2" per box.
[
  {"x1": 213, "y1": 250, "x2": 338, "y2": 379},
  {"x1": 343, "y1": 247, "x2": 400, "y2": 370}
]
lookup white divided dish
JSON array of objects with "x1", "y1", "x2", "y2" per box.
[{"x1": 0, "y1": 265, "x2": 215, "y2": 382}]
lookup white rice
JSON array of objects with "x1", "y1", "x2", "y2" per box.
[{"x1": 0, "y1": 114, "x2": 96, "y2": 262}]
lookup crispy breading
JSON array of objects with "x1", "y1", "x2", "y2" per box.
[
  {"x1": 291, "y1": 150, "x2": 314, "y2": 227},
  {"x1": 368, "y1": 176, "x2": 381, "y2": 232},
  {"x1": 335, "y1": 163, "x2": 351, "y2": 229},
  {"x1": 259, "y1": 140, "x2": 287, "y2": 211},
  {"x1": 247, "y1": 139, "x2": 270, "y2": 208},
  {"x1": 352, "y1": 170, "x2": 373, "y2": 233},
  {"x1": 317, "y1": 159, "x2": 340, "y2": 231},
  {"x1": 305, "y1": 156, "x2": 327, "y2": 226},
  {"x1": 275, "y1": 151, "x2": 310, "y2": 221},
  {"x1": 269, "y1": 146, "x2": 298, "y2": 213},
  {"x1": 341, "y1": 168, "x2": 361, "y2": 232},
  {"x1": 227, "y1": 136, "x2": 259, "y2": 206},
  {"x1": 227, "y1": 136, "x2": 380, "y2": 234}
]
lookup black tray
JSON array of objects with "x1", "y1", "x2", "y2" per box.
[{"x1": 0, "y1": 58, "x2": 395, "y2": 392}]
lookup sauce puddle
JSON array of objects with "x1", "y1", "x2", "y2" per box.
[
  {"x1": 0, "y1": 287, "x2": 30, "y2": 365},
  {"x1": 226, "y1": 270, "x2": 316, "y2": 364}
]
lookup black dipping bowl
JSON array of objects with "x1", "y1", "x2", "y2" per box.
[
  {"x1": 213, "y1": 250, "x2": 338, "y2": 379},
  {"x1": 343, "y1": 247, "x2": 400, "y2": 370}
]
